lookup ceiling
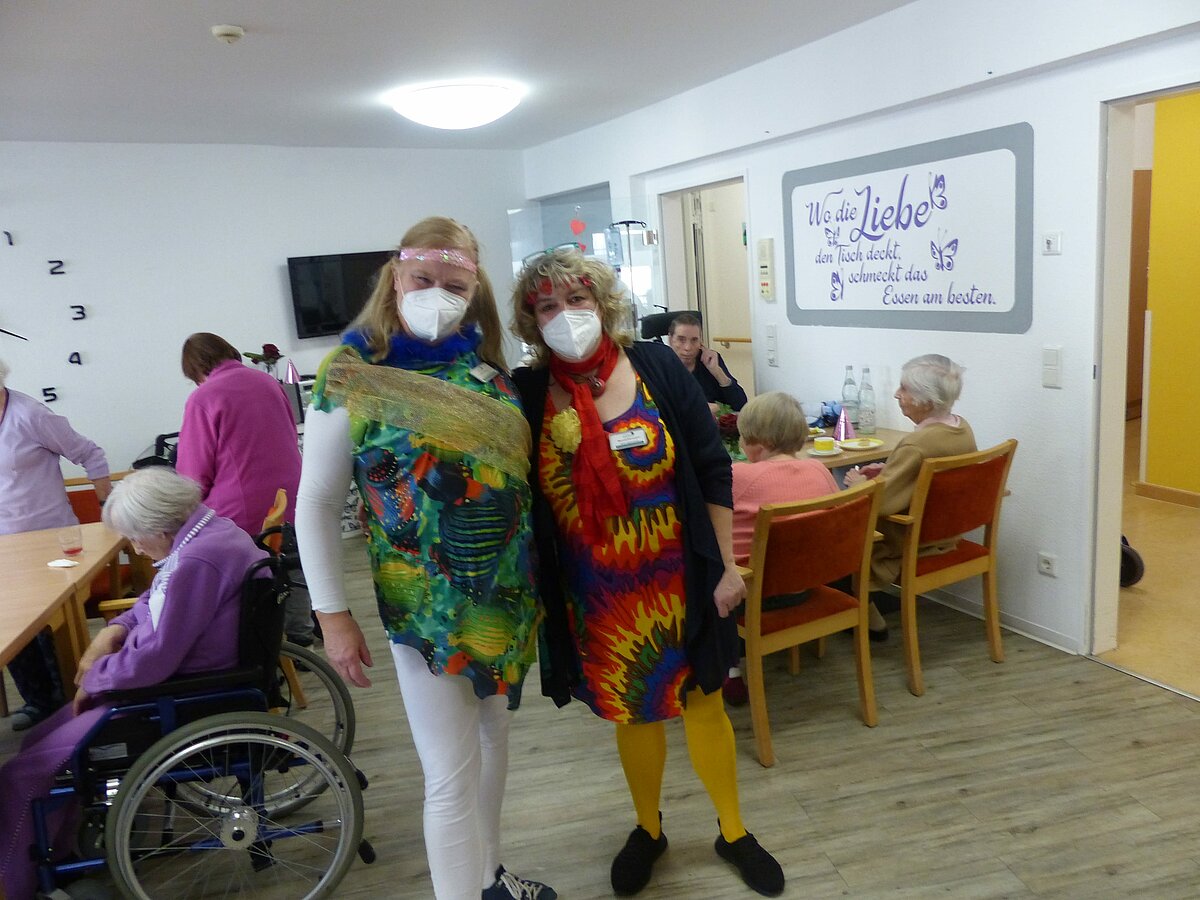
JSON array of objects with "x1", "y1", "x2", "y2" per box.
[{"x1": 1, "y1": 1, "x2": 912, "y2": 151}]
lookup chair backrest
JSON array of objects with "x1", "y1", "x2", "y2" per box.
[
  {"x1": 748, "y1": 479, "x2": 884, "y2": 600},
  {"x1": 258, "y1": 488, "x2": 289, "y2": 555},
  {"x1": 65, "y1": 470, "x2": 133, "y2": 523},
  {"x1": 909, "y1": 440, "x2": 1018, "y2": 544}
]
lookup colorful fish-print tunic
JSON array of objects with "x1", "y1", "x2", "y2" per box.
[
  {"x1": 539, "y1": 377, "x2": 690, "y2": 724},
  {"x1": 312, "y1": 332, "x2": 539, "y2": 707}
]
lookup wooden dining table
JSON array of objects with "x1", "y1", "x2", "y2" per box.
[{"x1": 0, "y1": 522, "x2": 130, "y2": 689}]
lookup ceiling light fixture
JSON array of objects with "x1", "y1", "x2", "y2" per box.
[{"x1": 383, "y1": 80, "x2": 526, "y2": 130}]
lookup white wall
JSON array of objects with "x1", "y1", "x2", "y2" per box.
[
  {"x1": 0, "y1": 142, "x2": 524, "y2": 471},
  {"x1": 520, "y1": 1, "x2": 1200, "y2": 652}
]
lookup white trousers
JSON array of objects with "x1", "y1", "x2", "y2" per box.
[{"x1": 391, "y1": 643, "x2": 511, "y2": 900}]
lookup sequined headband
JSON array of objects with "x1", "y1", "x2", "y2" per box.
[
  {"x1": 524, "y1": 275, "x2": 594, "y2": 306},
  {"x1": 395, "y1": 247, "x2": 478, "y2": 273}
]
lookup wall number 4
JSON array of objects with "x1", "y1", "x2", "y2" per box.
[{"x1": 68, "y1": 352, "x2": 82, "y2": 365}]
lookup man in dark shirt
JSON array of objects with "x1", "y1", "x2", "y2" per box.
[{"x1": 667, "y1": 313, "x2": 748, "y2": 413}]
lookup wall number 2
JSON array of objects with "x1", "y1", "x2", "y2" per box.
[{"x1": 48, "y1": 260, "x2": 65, "y2": 275}]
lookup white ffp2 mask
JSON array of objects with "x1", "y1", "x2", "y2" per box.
[
  {"x1": 540, "y1": 309, "x2": 602, "y2": 361},
  {"x1": 401, "y1": 287, "x2": 469, "y2": 343}
]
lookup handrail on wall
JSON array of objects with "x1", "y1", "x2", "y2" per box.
[{"x1": 712, "y1": 336, "x2": 752, "y2": 349}]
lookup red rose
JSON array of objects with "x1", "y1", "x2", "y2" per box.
[
  {"x1": 717, "y1": 413, "x2": 739, "y2": 440},
  {"x1": 261, "y1": 343, "x2": 282, "y2": 361}
]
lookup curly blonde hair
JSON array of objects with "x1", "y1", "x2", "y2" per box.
[
  {"x1": 509, "y1": 247, "x2": 632, "y2": 366},
  {"x1": 348, "y1": 216, "x2": 504, "y2": 367}
]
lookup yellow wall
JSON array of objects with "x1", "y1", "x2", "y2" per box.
[{"x1": 1144, "y1": 92, "x2": 1200, "y2": 494}]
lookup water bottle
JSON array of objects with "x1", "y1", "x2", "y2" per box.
[
  {"x1": 858, "y1": 367, "x2": 876, "y2": 434},
  {"x1": 840, "y1": 365, "x2": 858, "y2": 425}
]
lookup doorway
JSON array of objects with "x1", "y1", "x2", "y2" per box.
[
  {"x1": 659, "y1": 179, "x2": 755, "y2": 397},
  {"x1": 1093, "y1": 89, "x2": 1200, "y2": 695}
]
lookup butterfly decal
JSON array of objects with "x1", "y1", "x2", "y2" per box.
[
  {"x1": 830, "y1": 270, "x2": 844, "y2": 302},
  {"x1": 824, "y1": 226, "x2": 840, "y2": 247},
  {"x1": 930, "y1": 231, "x2": 958, "y2": 271},
  {"x1": 929, "y1": 173, "x2": 947, "y2": 210}
]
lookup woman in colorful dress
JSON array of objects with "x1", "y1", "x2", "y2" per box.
[
  {"x1": 294, "y1": 217, "x2": 554, "y2": 900},
  {"x1": 510, "y1": 247, "x2": 784, "y2": 898}
]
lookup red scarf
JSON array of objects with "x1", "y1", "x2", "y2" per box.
[{"x1": 548, "y1": 337, "x2": 628, "y2": 541}]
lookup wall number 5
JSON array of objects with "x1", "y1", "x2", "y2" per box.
[
  {"x1": 42, "y1": 387, "x2": 58, "y2": 403},
  {"x1": 70, "y1": 305, "x2": 86, "y2": 320}
]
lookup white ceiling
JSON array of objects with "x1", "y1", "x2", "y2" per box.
[{"x1": 1, "y1": 1, "x2": 913, "y2": 151}]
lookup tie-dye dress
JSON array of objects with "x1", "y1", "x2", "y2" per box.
[{"x1": 539, "y1": 377, "x2": 691, "y2": 724}]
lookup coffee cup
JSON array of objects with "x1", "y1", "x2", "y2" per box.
[{"x1": 813, "y1": 436, "x2": 836, "y2": 453}]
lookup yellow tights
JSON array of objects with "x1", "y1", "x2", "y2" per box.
[{"x1": 614, "y1": 686, "x2": 746, "y2": 842}]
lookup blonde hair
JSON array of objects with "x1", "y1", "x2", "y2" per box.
[
  {"x1": 737, "y1": 392, "x2": 810, "y2": 454},
  {"x1": 509, "y1": 247, "x2": 632, "y2": 366},
  {"x1": 348, "y1": 216, "x2": 505, "y2": 367}
]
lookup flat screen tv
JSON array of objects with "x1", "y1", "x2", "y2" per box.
[{"x1": 287, "y1": 250, "x2": 392, "y2": 339}]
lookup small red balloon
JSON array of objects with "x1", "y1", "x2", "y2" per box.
[{"x1": 569, "y1": 218, "x2": 586, "y2": 236}]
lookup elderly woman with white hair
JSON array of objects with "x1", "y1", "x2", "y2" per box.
[
  {"x1": 845, "y1": 354, "x2": 977, "y2": 610},
  {"x1": 0, "y1": 467, "x2": 267, "y2": 900}
]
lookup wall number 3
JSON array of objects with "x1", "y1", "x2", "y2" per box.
[{"x1": 70, "y1": 305, "x2": 86, "y2": 320}]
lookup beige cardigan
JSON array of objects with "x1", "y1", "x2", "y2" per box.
[{"x1": 871, "y1": 417, "x2": 977, "y2": 589}]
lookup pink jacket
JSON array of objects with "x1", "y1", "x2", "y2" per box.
[{"x1": 176, "y1": 360, "x2": 301, "y2": 534}]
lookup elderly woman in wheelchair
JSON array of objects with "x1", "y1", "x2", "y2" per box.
[{"x1": 0, "y1": 468, "x2": 369, "y2": 899}]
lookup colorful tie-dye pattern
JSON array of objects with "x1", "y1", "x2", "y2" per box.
[
  {"x1": 312, "y1": 342, "x2": 539, "y2": 708},
  {"x1": 540, "y1": 378, "x2": 690, "y2": 724}
]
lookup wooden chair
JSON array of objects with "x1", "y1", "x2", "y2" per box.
[
  {"x1": 739, "y1": 479, "x2": 884, "y2": 767},
  {"x1": 258, "y1": 489, "x2": 309, "y2": 709},
  {"x1": 885, "y1": 439, "x2": 1018, "y2": 697}
]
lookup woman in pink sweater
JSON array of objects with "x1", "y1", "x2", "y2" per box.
[{"x1": 726, "y1": 392, "x2": 838, "y2": 703}]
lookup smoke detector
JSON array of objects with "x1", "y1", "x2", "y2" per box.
[{"x1": 211, "y1": 24, "x2": 245, "y2": 44}]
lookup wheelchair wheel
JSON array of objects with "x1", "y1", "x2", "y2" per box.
[
  {"x1": 175, "y1": 643, "x2": 356, "y2": 816},
  {"x1": 107, "y1": 711, "x2": 363, "y2": 900},
  {"x1": 274, "y1": 641, "x2": 356, "y2": 756}
]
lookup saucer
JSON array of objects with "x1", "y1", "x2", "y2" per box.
[{"x1": 808, "y1": 447, "x2": 843, "y2": 457}]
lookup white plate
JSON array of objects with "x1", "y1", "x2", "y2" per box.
[
  {"x1": 807, "y1": 447, "x2": 843, "y2": 457},
  {"x1": 839, "y1": 438, "x2": 885, "y2": 451}
]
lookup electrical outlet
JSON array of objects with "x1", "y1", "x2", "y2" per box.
[{"x1": 1037, "y1": 552, "x2": 1057, "y2": 577}]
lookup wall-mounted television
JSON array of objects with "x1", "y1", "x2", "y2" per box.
[{"x1": 287, "y1": 250, "x2": 392, "y2": 339}]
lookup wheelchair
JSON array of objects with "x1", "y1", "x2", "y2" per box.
[{"x1": 29, "y1": 554, "x2": 375, "y2": 899}]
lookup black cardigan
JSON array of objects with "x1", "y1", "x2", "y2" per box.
[
  {"x1": 513, "y1": 341, "x2": 738, "y2": 708},
  {"x1": 692, "y1": 351, "x2": 748, "y2": 411}
]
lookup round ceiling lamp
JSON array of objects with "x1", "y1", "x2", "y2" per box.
[{"x1": 383, "y1": 80, "x2": 526, "y2": 130}]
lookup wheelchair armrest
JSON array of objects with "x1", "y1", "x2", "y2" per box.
[{"x1": 102, "y1": 666, "x2": 263, "y2": 704}]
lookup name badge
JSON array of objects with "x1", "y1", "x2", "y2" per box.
[
  {"x1": 609, "y1": 427, "x2": 649, "y2": 451},
  {"x1": 469, "y1": 363, "x2": 499, "y2": 383}
]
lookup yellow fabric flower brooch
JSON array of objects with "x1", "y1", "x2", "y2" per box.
[{"x1": 550, "y1": 407, "x2": 582, "y2": 455}]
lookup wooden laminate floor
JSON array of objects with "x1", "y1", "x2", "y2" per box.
[{"x1": 5, "y1": 537, "x2": 1200, "y2": 898}]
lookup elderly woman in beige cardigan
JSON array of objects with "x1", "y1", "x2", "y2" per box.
[{"x1": 845, "y1": 354, "x2": 977, "y2": 635}]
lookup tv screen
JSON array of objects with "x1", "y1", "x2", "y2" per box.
[{"x1": 287, "y1": 250, "x2": 392, "y2": 339}]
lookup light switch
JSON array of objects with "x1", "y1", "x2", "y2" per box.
[
  {"x1": 766, "y1": 324, "x2": 777, "y2": 350},
  {"x1": 1041, "y1": 232, "x2": 1062, "y2": 255},
  {"x1": 1042, "y1": 345, "x2": 1062, "y2": 388}
]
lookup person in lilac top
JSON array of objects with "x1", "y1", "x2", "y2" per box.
[
  {"x1": 0, "y1": 467, "x2": 268, "y2": 900},
  {"x1": 0, "y1": 358, "x2": 113, "y2": 732},
  {"x1": 175, "y1": 333, "x2": 312, "y2": 645}
]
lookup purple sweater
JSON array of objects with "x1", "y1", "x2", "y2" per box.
[
  {"x1": 82, "y1": 506, "x2": 268, "y2": 694},
  {"x1": 175, "y1": 359, "x2": 302, "y2": 535},
  {"x1": 0, "y1": 388, "x2": 110, "y2": 535}
]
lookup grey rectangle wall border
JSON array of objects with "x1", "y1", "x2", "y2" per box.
[{"x1": 782, "y1": 122, "x2": 1034, "y2": 334}]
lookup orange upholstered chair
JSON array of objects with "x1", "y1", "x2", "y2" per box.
[
  {"x1": 64, "y1": 472, "x2": 151, "y2": 619},
  {"x1": 257, "y1": 489, "x2": 309, "y2": 709},
  {"x1": 738, "y1": 478, "x2": 883, "y2": 767},
  {"x1": 884, "y1": 439, "x2": 1017, "y2": 697}
]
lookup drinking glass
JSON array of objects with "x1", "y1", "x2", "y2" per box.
[{"x1": 57, "y1": 525, "x2": 83, "y2": 557}]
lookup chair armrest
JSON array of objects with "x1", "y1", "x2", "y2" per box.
[
  {"x1": 883, "y1": 513, "x2": 914, "y2": 526},
  {"x1": 872, "y1": 530, "x2": 884, "y2": 543}
]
